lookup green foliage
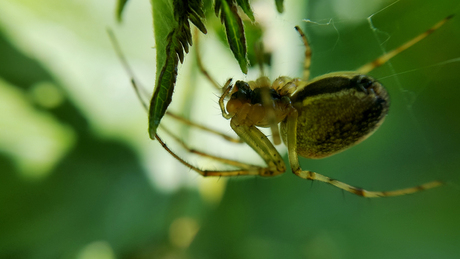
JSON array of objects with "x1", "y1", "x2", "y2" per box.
[
  {"x1": 215, "y1": 0, "x2": 249, "y2": 74},
  {"x1": 148, "y1": 30, "x2": 180, "y2": 139},
  {"x1": 244, "y1": 21, "x2": 271, "y2": 69},
  {"x1": 148, "y1": 0, "x2": 207, "y2": 139},
  {"x1": 236, "y1": 0, "x2": 255, "y2": 21},
  {"x1": 115, "y1": 0, "x2": 129, "y2": 22},
  {"x1": 275, "y1": 0, "x2": 284, "y2": 13},
  {"x1": 117, "y1": 0, "x2": 284, "y2": 138}
]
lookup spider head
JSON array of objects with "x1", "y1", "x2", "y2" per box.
[{"x1": 225, "y1": 80, "x2": 291, "y2": 127}]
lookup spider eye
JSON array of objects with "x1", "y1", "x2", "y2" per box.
[
  {"x1": 231, "y1": 81, "x2": 252, "y2": 101},
  {"x1": 235, "y1": 81, "x2": 250, "y2": 93},
  {"x1": 251, "y1": 87, "x2": 281, "y2": 104}
]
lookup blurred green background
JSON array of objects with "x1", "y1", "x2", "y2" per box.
[{"x1": 1, "y1": 0, "x2": 460, "y2": 258}]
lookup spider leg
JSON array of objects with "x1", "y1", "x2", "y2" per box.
[
  {"x1": 230, "y1": 120, "x2": 286, "y2": 176},
  {"x1": 108, "y1": 30, "x2": 242, "y2": 144},
  {"x1": 165, "y1": 111, "x2": 242, "y2": 143},
  {"x1": 255, "y1": 41, "x2": 266, "y2": 77},
  {"x1": 160, "y1": 125, "x2": 256, "y2": 169},
  {"x1": 268, "y1": 118, "x2": 281, "y2": 145},
  {"x1": 128, "y1": 76, "x2": 241, "y2": 143},
  {"x1": 153, "y1": 116, "x2": 287, "y2": 178},
  {"x1": 219, "y1": 79, "x2": 234, "y2": 119},
  {"x1": 155, "y1": 133, "x2": 282, "y2": 177},
  {"x1": 107, "y1": 29, "x2": 151, "y2": 109},
  {"x1": 260, "y1": 86, "x2": 282, "y2": 145},
  {"x1": 357, "y1": 15, "x2": 454, "y2": 74},
  {"x1": 110, "y1": 25, "x2": 285, "y2": 178},
  {"x1": 295, "y1": 26, "x2": 312, "y2": 81},
  {"x1": 294, "y1": 170, "x2": 442, "y2": 198},
  {"x1": 195, "y1": 28, "x2": 221, "y2": 90},
  {"x1": 156, "y1": 83, "x2": 288, "y2": 178},
  {"x1": 283, "y1": 106, "x2": 443, "y2": 197}
]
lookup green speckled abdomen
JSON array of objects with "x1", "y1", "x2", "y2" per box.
[{"x1": 282, "y1": 73, "x2": 389, "y2": 158}]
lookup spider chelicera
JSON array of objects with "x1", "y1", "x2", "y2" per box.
[{"x1": 114, "y1": 15, "x2": 453, "y2": 198}]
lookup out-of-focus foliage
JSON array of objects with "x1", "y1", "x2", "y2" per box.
[
  {"x1": 0, "y1": 21, "x2": 207, "y2": 258},
  {"x1": 116, "y1": 0, "x2": 129, "y2": 22},
  {"x1": 1, "y1": 0, "x2": 460, "y2": 259}
]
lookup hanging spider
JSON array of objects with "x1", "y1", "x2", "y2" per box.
[{"x1": 112, "y1": 15, "x2": 453, "y2": 198}]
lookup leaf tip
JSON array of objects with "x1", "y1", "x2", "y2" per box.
[
  {"x1": 239, "y1": 59, "x2": 249, "y2": 74},
  {"x1": 116, "y1": 0, "x2": 129, "y2": 23},
  {"x1": 275, "y1": 0, "x2": 284, "y2": 13}
]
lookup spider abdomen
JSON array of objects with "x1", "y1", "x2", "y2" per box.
[{"x1": 284, "y1": 73, "x2": 390, "y2": 159}]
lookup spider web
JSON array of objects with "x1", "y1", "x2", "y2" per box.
[
  {"x1": 297, "y1": 0, "x2": 460, "y2": 190},
  {"x1": 363, "y1": 0, "x2": 460, "y2": 185}
]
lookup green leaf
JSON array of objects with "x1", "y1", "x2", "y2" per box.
[
  {"x1": 244, "y1": 21, "x2": 271, "y2": 68},
  {"x1": 149, "y1": 0, "x2": 207, "y2": 139},
  {"x1": 275, "y1": 0, "x2": 284, "y2": 13},
  {"x1": 216, "y1": 0, "x2": 249, "y2": 74},
  {"x1": 116, "y1": 0, "x2": 129, "y2": 22},
  {"x1": 236, "y1": 0, "x2": 255, "y2": 21},
  {"x1": 149, "y1": 31, "x2": 179, "y2": 139}
]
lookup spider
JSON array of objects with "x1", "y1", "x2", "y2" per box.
[{"x1": 114, "y1": 15, "x2": 453, "y2": 198}]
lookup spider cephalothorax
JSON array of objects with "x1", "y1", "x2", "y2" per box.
[{"x1": 226, "y1": 79, "x2": 293, "y2": 128}]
